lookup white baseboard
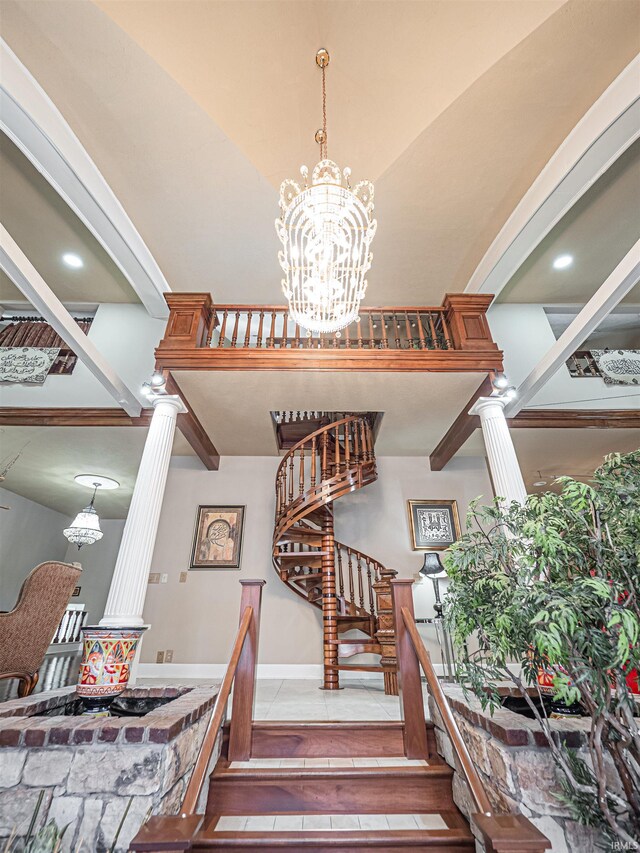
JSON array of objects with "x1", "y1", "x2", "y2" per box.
[{"x1": 137, "y1": 662, "x2": 448, "y2": 680}]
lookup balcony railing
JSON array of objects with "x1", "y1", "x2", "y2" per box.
[
  {"x1": 155, "y1": 293, "x2": 503, "y2": 373},
  {"x1": 50, "y1": 604, "x2": 87, "y2": 646},
  {"x1": 210, "y1": 305, "x2": 451, "y2": 350},
  {"x1": 566, "y1": 350, "x2": 602, "y2": 378}
]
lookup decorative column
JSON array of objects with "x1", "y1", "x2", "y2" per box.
[
  {"x1": 321, "y1": 504, "x2": 340, "y2": 690},
  {"x1": 469, "y1": 396, "x2": 527, "y2": 506},
  {"x1": 100, "y1": 394, "x2": 186, "y2": 627}
]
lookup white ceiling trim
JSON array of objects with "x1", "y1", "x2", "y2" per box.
[
  {"x1": 504, "y1": 237, "x2": 640, "y2": 417},
  {"x1": 0, "y1": 39, "x2": 170, "y2": 319},
  {"x1": 0, "y1": 224, "x2": 141, "y2": 417},
  {"x1": 465, "y1": 56, "x2": 640, "y2": 301}
]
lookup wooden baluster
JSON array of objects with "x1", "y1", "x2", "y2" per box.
[
  {"x1": 333, "y1": 330, "x2": 339, "y2": 348},
  {"x1": 299, "y1": 447, "x2": 305, "y2": 495},
  {"x1": 367, "y1": 560, "x2": 375, "y2": 615},
  {"x1": 294, "y1": 323, "x2": 300, "y2": 348},
  {"x1": 243, "y1": 310, "x2": 253, "y2": 348},
  {"x1": 353, "y1": 418, "x2": 360, "y2": 464},
  {"x1": 427, "y1": 312, "x2": 438, "y2": 349},
  {"x1": 52, "y1": 611, "x2": 66, "y2": 644},
  {"x1": 256, "y1": 310, "x2": 264, "y2": 348},
  {"x1": 344, "y1": 420, "x2": 351, "y2": 469},
  {"x1": 368, "y1": 313, "x2": 375, "y2": 348},
  {"x1": 334, "y1": 423, "x2": 341, "y2": 472},
  {"x1": 321, "y1": 431, "x2": 328, "y2": 480},
  {"x1": 416, "y1": 312, "x2": 427, "y2": 349},
  {"x1": 378, "y1": 312, "x2": 387, "y2": 349},
  {"x1": 357, "y1": 556, "x2": 365, "y2": 609},
  {"x1": 281, "y1": 313, "x2": 288, "y2": 348},
  {"x1": 587, "y1": 351, "x2": 599, "y2": 377},
  {"x1": 311, "y1": 436, "x2": 317, "y2": 487},
  {"x1": 337, "y1": 547, "x2": 345, "y2": 601},
  {"x1": 356, "y1": 317, "x2": 363, "y2": 348},
  {"x1": 217, "y1": 309, "x2": 228, "y2": 347},
  {"x1": 393, "y1": 313, "x2": 401, "y2": 348},
  {"x1": 437, "y1": 310, "x2": 451, "y2": 349},
  {"x1": 268, "y1": 310, "x2": 277, "y2": 348},
  {"x1": 231, "y1": 311, "x2": 240, "y2": 348},
  {"x1": 288, "y1": 454, "x2": 294, "y2": 504},
  {"x1": 344, "y1": 321, "x2": 351, "y2": 348},
  {"x1": 360, "y1": 419, "x2": 368, "y2": 462},
  {"x1": 347, "y1": 549, "x2": 355, "y2": 613},
  {"x1": 404, "y1": 312, "x2": 412, "y2": 349}
]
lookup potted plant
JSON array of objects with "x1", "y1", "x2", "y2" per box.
[{"x1": 444, "y1": 451, "x2": 639, "y2": 848}]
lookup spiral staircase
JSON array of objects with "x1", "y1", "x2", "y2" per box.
[{"x1": 273, "y1": 413, "x2": 398, "y2": 693}]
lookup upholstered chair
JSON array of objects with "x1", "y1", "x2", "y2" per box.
[{"x1": 0, "y1": 561, "x2": 82, "y2": 697}]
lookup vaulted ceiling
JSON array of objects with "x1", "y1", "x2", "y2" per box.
[{"x1": 2, "y1": 0, "x2": 638, "y2": 308}]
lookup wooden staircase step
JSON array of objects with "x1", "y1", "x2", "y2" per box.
[
  {"x1": 278, "y1": 529, "x2": 324, "y2": 546},
  {"x1": 196, "y1": 814, "x2": 474, "y2": 851},
  {"x1": 206, "y1": 764, "x2": 455, "y2": 816},
  {"x1": 276, "y1": 552, "x2": 329, "y2": 569},
  {"x1": 249, "y1": 721, "x2": 437, "y2": 759}
]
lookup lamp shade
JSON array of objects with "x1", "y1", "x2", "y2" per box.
[
  {"x1": 419, "y1": 551, "x2": 446, "y2": 578},
  {"x1": 63, "y1": 503, "x2": 103, "y2": 548}
]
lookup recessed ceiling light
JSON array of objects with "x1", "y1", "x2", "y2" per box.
[
  {"x1": 62, "y1": 252, "x2": 83, "y2": 269},
  {"x1": 553, "y1": 254, "x2": 573, "y2": 270}
]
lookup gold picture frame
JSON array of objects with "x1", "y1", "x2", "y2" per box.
[
  {"x1": 407, "y1": 499, "x2": 461, "y2": 551},
  {"x1": 190, "y1": 505, "x2": 245, "y2": 569}
]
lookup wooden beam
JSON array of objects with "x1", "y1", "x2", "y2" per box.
[
  {"x1": 509, "y1": 409, "x2": 640, "y2": 429},
  {"x1": 0, "y1": 408, "x2": 153, "y2": 427},
  {"x1": 504, "y1": 239, "x2": 640, "y2": 417},
  {"x1": 429, "y1": 376, "x2": 492, "y2": 471},
  {"x1": 0, "y1": 225, "x2": 142, "y2": 416},
  {"x1": 164, "y1": 372, "x2": 220, "y2": 471}
]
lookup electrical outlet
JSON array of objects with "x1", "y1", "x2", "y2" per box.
[
  {"x1": 160, "y1": 573, "x2": 168, "y2": 584},
  {"x1": 148, "y1": 573, "x2": 160, "y2": 584},
  {"x1": 165, "y1": 649, "x2": 174, "y2": 663},
  {"x1": 156, "y1": 651, "x2": 165, "y2": 663},
  {"x1": 179, "y1": 572, "x2": 188, "y2": 583}
]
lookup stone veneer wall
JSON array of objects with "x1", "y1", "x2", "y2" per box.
[
  {"x1": 429, "y1": 685, "x2": 612, "y2": 853},
  {"x1": 0, "y1": 684, "x2": 220, "y2": 852}
]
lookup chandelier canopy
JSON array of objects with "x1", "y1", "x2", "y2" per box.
[{"x1": 276, "y1": 50, "x2": 377, "y2": 336}]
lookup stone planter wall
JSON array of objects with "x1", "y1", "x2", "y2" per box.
[
  {"x1": 0, "y1": 684, "x2": 220, "y2": 852},
  {"x1": 429, "y1": 685, "x2": 610, "y2": 853}
]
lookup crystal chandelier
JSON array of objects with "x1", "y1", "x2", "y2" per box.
[
  {"x1": 63, "y1": 483, "x2": 103, "y2": 548},
  {"x1": 276, "y1": 49, "x2": 377, "y2": 336}
]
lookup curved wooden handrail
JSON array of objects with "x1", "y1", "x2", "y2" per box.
[
  {"x1": 400, "y1": 606, "x2": 493, "y2": 816},
  {"x1": 274, "y1": 415, "x2": 368, "y2": 481},
  {"x1": 180, "y1": 605, "x2": 253, "y2": 816}
]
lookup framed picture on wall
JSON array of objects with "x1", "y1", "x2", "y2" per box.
[
  {"x1": 407, "y1": 500, "x2": 461, "y2": 551},
  {"x1": 190, "y1": 505, "x2": 245, "y2": 569}
]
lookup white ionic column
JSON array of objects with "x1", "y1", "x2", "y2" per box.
[
  {"x1": 100, "y1": 395, "x2": 186, "y2": 627},
  {"x1": 469, "y1": 396, "x2": 527, "y2": 506}
]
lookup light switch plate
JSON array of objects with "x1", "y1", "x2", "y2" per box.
[
  {"x1": 165, "y1": 649, "x2": 174, "y2": 663},
  {"x1": 148, "y1": 573, "x2": 160, "y2": 585},
  {"x1": 156, "y1": 651, "x2": 165, "y2": 663},
  {"x1": 179, "y1": 572, "x2": 188, "y2": 583},
  {"x1": 160, "y1": 573, "x2": 168, "y2": 584}
]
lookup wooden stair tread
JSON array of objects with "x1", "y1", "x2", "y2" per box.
[
  {"x1": 211, "y1": 764, "x2": 452, "y2": 782},
  {"x1": 197, "y1": 828, "x2": 474, "y2": 850}
]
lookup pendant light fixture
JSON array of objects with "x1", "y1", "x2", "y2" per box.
[
  {"x1": 63, "y1": 475, "x2": 119, "y2": 549},
  {"x1": 276, "y1": 49, "x2": 377, "y2": 337}
]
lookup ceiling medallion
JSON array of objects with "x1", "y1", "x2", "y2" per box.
[{"x1": 276, "y1": 49, "x2": 377, "y2": 337}]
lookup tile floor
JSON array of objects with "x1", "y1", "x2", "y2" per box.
[{"x1": 213, "y1": 813, "x2": 447, "y2": 831}]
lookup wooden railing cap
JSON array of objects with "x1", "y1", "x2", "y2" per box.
[
  {"x1": 390, "y1": 578, "x2": 416, "y2": 586},
  {"x1": 239, "y1": 579, "x2": 267, "y2": 586}
]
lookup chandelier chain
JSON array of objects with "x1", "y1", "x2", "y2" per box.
[{"x1": 321, "y1": 60, "x2": 327, "y2": 159}]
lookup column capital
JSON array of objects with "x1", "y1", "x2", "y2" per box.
[
  {"x1": 469, "y1": 395, "x2": 508, "y2": 417},
  {"x1": 150, "y1": 393, "x2": 187, "y2": 415}
]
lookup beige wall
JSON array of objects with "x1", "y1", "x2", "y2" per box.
[{"x1": 141, "y1": 455, "x2": 492, "y2": 667}]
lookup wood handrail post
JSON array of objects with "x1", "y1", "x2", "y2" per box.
[
  {"x1": 390, "y1": 579, "x2": 429, "y2": 758},
  {"x1": 373, "y1": 566, "x2": 399, "y2": 695},
  {"x1": 228, "y1": 579, "x2": 266, "y2": 761},
  {"x1": 442, "y1": 294, "x2": 499, "y2": 352},
  {"x1": 159, "y1": 293, "x2": 214, "y2": 349}
]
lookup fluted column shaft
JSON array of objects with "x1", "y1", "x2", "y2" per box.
[
  {"x1": 470, "y1": 397, "x2": 527, "y2": 507},
  {"x1": 100, "y1": 395, "x2": 186, "y2": 627}
]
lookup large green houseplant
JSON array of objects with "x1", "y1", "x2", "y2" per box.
[{"x1": 444, "y1": 451, "x2": 640, "y2": 848}]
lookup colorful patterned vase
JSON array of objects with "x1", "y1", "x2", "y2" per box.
[{"x1": 77, "y1": 627, "x2": 147, "y2": 715}]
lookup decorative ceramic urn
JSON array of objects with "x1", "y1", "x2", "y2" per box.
[{"x1": 77, "y1": 626, "x2": 147, "y2": 715}]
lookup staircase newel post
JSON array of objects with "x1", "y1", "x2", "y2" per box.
[
  {"x1": 228, "y1": 579, "x2": 267, "y2": 761},
  {"x1": 391, "y1": 579, "x2": 430, "y2": 759},
  {"x1": 321, "y1": 505, "x2": 340, "y2": 690},
  {"x1": 373, "y1": 566, "x2": 399, "y2": 696}
]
